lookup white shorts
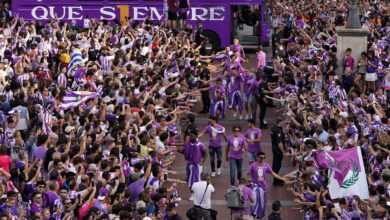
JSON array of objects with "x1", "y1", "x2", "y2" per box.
[{"x1": 365, "y1": 72, "x2": 377, "y2": 82}]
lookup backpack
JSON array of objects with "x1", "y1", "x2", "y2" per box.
[{"x1": 225, "y1": 187, "x2": 244, "y2": 209}]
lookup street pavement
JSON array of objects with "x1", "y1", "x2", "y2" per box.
[{"x1": 170, "y1": 54, "x2": 302, "y2": 219}]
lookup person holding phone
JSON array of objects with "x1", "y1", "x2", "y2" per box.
[{"x1": 190, "y1": 173, "x2": 215, "y2": 220}]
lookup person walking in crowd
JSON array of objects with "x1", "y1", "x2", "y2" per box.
[
  {"x1": 181, "y1": 131, "x2": 207, "y2": 200},
  {"x1": 191, "y1": 173, "x2": 215, "y2": 220},
  {"x1": 226, "y1": 125, "x2": 247, "y2": 186},
  {"x1": 198, "y1": 116, "x2": 226, "y2": 177},
  {"x1": 247, "y1": 152, "x2": 287, "y2": 219},
  {"x1": 245, "y1": 119, "x2": 262, "y2": 164}
]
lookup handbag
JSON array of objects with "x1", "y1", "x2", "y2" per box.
[
  {"x1": 186, "y1": 183, "x2": 210, "y2": 220},
  {"x1": 210, "y1": 209, "x2": 218, "y2": 220}
]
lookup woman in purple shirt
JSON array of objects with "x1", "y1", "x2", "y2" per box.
[
  {"x1": 247, "y1": 152, "x2": 286, "y2": 219},
  {"x1": 226, "y1": 125, "x2": 247, "y2": 186}
]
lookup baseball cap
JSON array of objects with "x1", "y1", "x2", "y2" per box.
[
  {"x1": 272, "y1": 201, "x2": 281, "y2": 210},
  {"x1": 65, "y1": 126, "x2": 75, "y2": 134}
]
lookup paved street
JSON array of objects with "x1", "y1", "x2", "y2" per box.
[{"x1": 171, "y1": 55, "x2": 302, "y2": 219}]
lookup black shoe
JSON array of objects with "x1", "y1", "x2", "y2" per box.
[
  {"x1": 199, "y1": 110, "x2": 207, "y2": 114},
  {"x1": 273, "y1": 182, "x2": 285, "y2": 186}
]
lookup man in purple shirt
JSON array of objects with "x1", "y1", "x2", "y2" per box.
[
  {"x1": 208, "y1": 80, "x2": 226, "y2": 120},
  {"x1": 32, "y1": 134, "x2": 49, "y2": 161},
  {"x1": 228, "y1": 68, "x2": 244, "y2": 119},
  {"x1": 230, "y1": 38, "x2": 245, "y2": 59},
  {"x1": 127, "y1": 157, "x2": 152, "y2": 203},
  {"x1": 226, "y1": 125, "x2": 247, "y2": 186},
  {"x1": 198, "y1": 116, "x2": 226, "y2": 177},
  {"x1": 245, "y1": 119, "x2": 262, "y2": 164},
  {"x1": 182, "y1": 132, "x2": 207, "y2": 200},
  {"x1": 247, "y1": 152, "x2": 286, "y2": 219},
  {"x1": 30, "y1": 192, "x2": 44, "y2": 217}
]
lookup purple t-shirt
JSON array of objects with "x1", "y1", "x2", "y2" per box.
[
  {"x1": 227, "y1": 134, "x2": 246, "y2": 159},
  {"x1": 209, "y1": 85, "x2": 225, "y2": 102},
  {"x1": 344, "y1": 55, "x2": 354, "y2": 69},
  {"x1": 228, "y1": 74, "x2": 242, "y2": 92},
  {"x1": 30, "y1": 203, "x2": 42, "y2": 216},
  {"x1": 203, "y1": 124, "x2": 225, "y2": 148},
  {"x1": 245, "y1": 128, "x2": 262, "y2": 153},
  {"x1": 242, "y1": 186, "x2": 253, "y2": 215},
  {"x1": 248, "y1": 78, "x2": 260, "y2": 96},
  {"x1": 247, "y1": 162, "x2": 272, "y2": 188},
  {"x1": 230, "y1": 44, "x2": 243, "y2": 57},
  {"x1": 183, "y1": 140, "x2": 206, "y2": 164},
  {"x1": 32, "y1": 146, "x2": 48, "y2": 161}
]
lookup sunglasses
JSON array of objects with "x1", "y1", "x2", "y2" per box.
[
  {"x1": 259, "y1": 156, "x2": 266, "y2": 159},
  {"x1": 38, "y1": 185, "x2": 45, "y2": 188},
  {"x1": 234, "y1": 130, "x2": 240, "y2": 132}
]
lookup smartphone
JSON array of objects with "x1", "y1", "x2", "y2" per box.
[{"x1": 164, "y1": 173, "x2": 168, "y2": 181}]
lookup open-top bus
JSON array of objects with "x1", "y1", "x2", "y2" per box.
[{"x1": 12, "y1": 0, "x2": 270, "y2": 49}]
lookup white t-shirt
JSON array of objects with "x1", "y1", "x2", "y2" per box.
[
  {"x1": 155, "y1": 136, "x2": 165, "y2": 151},
  {"x1": 83, "y1": 18, "x2": 91, "y2": 28},
  {"x1": 191, "y1": 181, "x2": 215, "y2": 209}
]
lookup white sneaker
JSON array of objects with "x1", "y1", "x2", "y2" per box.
[
  {"x1": 239, "y1": 115, "x2": 243, "y2": 120},
  {"x1": 211, "y1": 172, "x2": 216, "y2": 177},
  {"x1": 245, "y1": 114, "x2": 249, "y2": 120},
  {"x1": 233, "y1": 112, "x2": 237, "y2": 118},
  {"x1": 216, "y1": 168, "x2": 221, "y2": 176},
  {"x1": 188, "y1": 194, "x2": 194, "y2": 201}
]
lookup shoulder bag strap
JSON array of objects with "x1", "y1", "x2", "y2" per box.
[{"x1": 198, "y1": 182, "x2": 209, "y2": 206}]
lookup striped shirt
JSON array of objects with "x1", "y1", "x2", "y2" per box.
[
  {"x1": 99, "y1": 55, "x2": 115, "y2": 75},
  {"x1": 57, "y1": 73, "x2": 67, "y2": 88},
  {"x1": 17, "y1": 74, "x2": 30, "y2": 86}
]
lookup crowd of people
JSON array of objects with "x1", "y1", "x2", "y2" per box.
[{"x1": 0, "y1": 0, "x2": 388, "y2": 219}]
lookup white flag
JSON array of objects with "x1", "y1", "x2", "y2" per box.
[{"x1": 315, "y1": 147, "x2": 369, "y2": 200}]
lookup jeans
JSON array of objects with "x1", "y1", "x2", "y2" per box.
[
  {"x1": 247, "y1": 151, "x2": 257, "y2": 162},
  {"x1": 209, "y1": 147, "x2": 222, "y2": 172},
  {"x1": 229, "y1": 158, "x2": 243, "y2": 185}
]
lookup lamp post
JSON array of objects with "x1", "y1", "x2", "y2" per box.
[{"x1": 346, "y1": 0, "x2": 362, "y2": 29}]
